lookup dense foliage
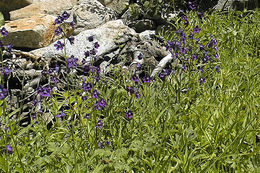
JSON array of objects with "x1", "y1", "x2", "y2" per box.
[{"x1": 0, "y1": 5, "x2": 259, "y2": 173}]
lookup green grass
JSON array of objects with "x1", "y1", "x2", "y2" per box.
[{"x1": 0, "y1": 10, "x2": 259, "y2": 172}]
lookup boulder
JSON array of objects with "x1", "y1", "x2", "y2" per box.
[
  {"x1": 98, "y1": 0, "x2": 128, "y2": 15},
  {"x1": 10, "y1": 0, "x2": 78, "y2": 20},
  {"x1": 0, "y1": 0, "x2": 55, "y2": 19},
  {"x1": 1, "y1": 14, "x2": 58, "y2": 48},
  {"x1": 71, "y1": 0, "x2": 117, "y2": 34},
  {"x1": 31, "y1": 20, "x2": 137, "y2": 63}
]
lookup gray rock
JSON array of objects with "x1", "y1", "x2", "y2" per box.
[
  {"x1": 72, "y1": 0, "x2": 117, "y2": 34},
  {"x1": 31, "y1": 20, "x2": 136, "y2": 64}
]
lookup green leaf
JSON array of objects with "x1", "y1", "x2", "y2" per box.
[{"x1": 0, "y1": 12, "x2": 4, "y2": 26}]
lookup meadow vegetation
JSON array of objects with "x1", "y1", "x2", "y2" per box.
[{"x1": 0, "y1": 4, "x2": 259, "y2": 173}]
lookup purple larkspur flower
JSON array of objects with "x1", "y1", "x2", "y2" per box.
[
  {"x1": 83, "y1": 65, "x2": 90, "y2": 75},
  {"x1": 99, "y1": 98, "x2": 107, "y2": 108},
  {"x1": 136, "y1": 63, "x2": 141, "y2": 69},
  {"x1": 192, "y1": 54, "x2": 197, "y2": 60},
  {"x1": 215, "y1": 53, "x2": 219, "y2": 59},
  {"x1": 1, "y1": 66, "x2": 12, "y2": 76},
  {"x1": 90, "y1": 48, "x2": 97, "y2": 55},
  {"x1": 37, "y1": 86, "x2": 52, "y2": 98},
  {"x1": 200, "y1": 44, "x2": 205, "y2": 51},
  {"x1": 131, "y1": 74, "x2": 140, "y2": 83},
  {"x1": 55, "y1": 26, "x2": 63, "y2": 36},
  {"x1": 138, "y1": 53, "x2": 144, "y2": 60},
  {"x1": 188, "y1": 1, "x2": 196, "y2": 10},
  {"x1": 82, "y1": 82, "x2": 92, "y2": 92},
  {"x1": 7, "y1": 145, "x2": 13, "y2": 154},
  {"x1": 68, "y1": 36, "x2": 75, "y2": 45},
  {"x1": 55, "y1": 16, "x2": 63, "y2": 24},
  {"x1": 54, "y1": 41, "x2": 65, "y2": 50},
  {"x1": 199, "y1": 77, "x2": 206, "y2": 84},
  {"x1": 51, "y1": 76, "x2": 59, "y2": 83},
  {"x1": 67, "y1": 55, "x2": 78, "y2": 69},
  {"x1": 0, "y1": 85, "x2": 8, "y2": 100},
  {"x1": 135, "y1": 92, "x2": 141, "y2": 99},
  {"x1": 94, "y1": 42, "x2": 100, "y2": 49},
  {"x1": 92, "y1": 89, "x2": 99, "y2": 99},
  {"x1": 88, "y1": 36, "x2": 94, "y2": 42},
  {"x1": 188, "y1": 32, "x2": 194, "y2": 39},
  {"x1": 215, "y1": 66, "x2": 221, "y2": 73},
  {"x1": 61, "y1": 11, "x2": 70, "y2": 20},
  {"x1": 98, "y1": 142, "x2": 104, "y2": 148},
  {"x1": 6, "y1": 43, "x2": 12, "y2": 53},
  {"x1": 70, "y1": 21, "x2": 75, "y2": 28},
  {"x1": 180, "y1": 47, "x2": 187, "y2": 54},
  {"x1": 33, "y1": 99, "x2": 38, "y2": 106},
  {"x1": 56, "y1": 110, "x2": 66, "y2": 118},
  {"x1": 97, "y1": 120, "x2": 103, "y2": 129},
  {"x1": 193, "y1": 26, "x2": 201, "y2": 33},
  {"x1": 1, "y1": 27, "x2": 8, "y2": 37},
  {"x1": 55, "y1": 65, "x2": 60, "y2": 73},
  {"x1": 143, "y1": 75, "x2": 152, "y2": 83},
  {"x1": 84, "y1": 113, "x2": 90, "y2": 119},
  {"x1": 84, "y1": 51, "x2": 90, "y2": 57},
  {"x1": 198, "y1": 12, "x2": 204, "y2": 19},
  {"x1": 126, "y1": 86, "x2": 135, "y2": 94},
  {"x1": 32, "y1": 114, "x2": 36, "y2": 120},
  {"x1": 82, "y1": 96, "x2": 87, "y2": 101},
  {"x1": 125, "y1": 110, "x2": 133, "y2": 120}
]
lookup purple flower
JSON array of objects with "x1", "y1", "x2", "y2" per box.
[
  {"x1": 0, "y1": 85, "x2": 8, "y2": 100},
  {"x1": 1, "y1": 66, "x2": 12, "y2": 76},
  {"x1": 84, "y1": 51, "x2": 90, "y2": 57},
  {"x1": 98, "y1": 142, "x2": 104, "y2": 148},
  {"x1": 215, "y1": 53, "x2": 219, "y2": 59},
  {"x1": 70, "y1": 21, "x2": 75, "y2": 28},
  {"x1": 125, "y1": 110, "x2": 133, "y2": 120},
  {"x1": 88, "y1": 36, "x2": 94, "y2": 42},
  {"x1": 82, "y1": 96, "x2": 87, "y2": 101},
  {"x1": 92, "y1": 89, "x2": 99, "y2": 99},
  {"x1": 82, "y1": 82, "x2": 92, "y2": 92},
  {"x1": 32, "y1": 114, "x2": 36, "y2": 120},
  {"x1": 67, "y1": 55, "x2": 78, "y2": 69},
  {"x1": 135, "y1": 92, "x2": 141, "y2": 99},
  {"x1": 1, "y1": 27, "x2": 8, "y2": 37},
  {"x1": 68, "y1": 36, "x2": 75, "y2": 45},
  {"x1": 84, "y1": 113, "x2": 90, "y2": 119},
  {"x1": 215, "y1": 66, "x2": 221, "y2": 73},
  {"x1": 7, "y1": 145, "x2": 13, "y2": 154},
  {"x1": 97, "y1": 120, "x2": 103, "y2": 129},
  {"x1": 56, "y1": 110, "x2": 66, "y2": 118},
  {"x1": 54, "y1": 41, "x2": 65, "y2": 50},
  {"x1": 199, "y1": 77, "x2": 206, "y2": 84},
  {"x1": 94, "y1": 42, "x2": 100, "y2": 49},
  {"x1": 55, "y1": 16, "x2": 63, "y2": 24},
  {"x1": 136, "y1": 63, "x2": 141, "y2": 69},
  {"x1": 188, "y1": 1, "x2": 196, "y2": 10},
  {"x1": 83, "y1": 65, "x2": 90, "y2": 75},
  {"x1": 126, "y1": 86, "x2": 135, "y2": 94},
  {"x1": 143, "y1": 75, "x2": 152, "y2": 83},
  {"x1": 188, "y1": 32, "x2": 194, "y2": 39},
  {"x1": 193, "y1": 26, "x2": 201, "y2": 33},
  {"x1": 131, "y1": 75, "x2": 140, "y2": 83},
  {"x1": 55, "y1": 26, "x2": 63, "y2": 36},
  {"x1": 138, "y1": 53, "x2": 144, "y2": 60},
  {"x1": 61, "y1": 11, "x2": 70, "y2": 20},
  {"x1": 192, "y1": 54, "x2": 197, "y2": 60},
  {"x1": 198, "y1": 12, "x2": 204, "y2": 19},
  {"x1": 99, "y1": 98, "x2": 107, "y2": 109},
  {"x1": 37, "y1": 86, "x2": 52, "y2": 98},
  {"x1": 51, "y1": 76, "x2": 59, "y2": 83},
  {"x1": 90, "y1": 48, "x2": 97, "y2": 55},
  {"x1": 6, "y1": 43, "x2": 12, "y2": 53}
]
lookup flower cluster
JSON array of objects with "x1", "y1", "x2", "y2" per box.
[
  {"x1": 0, "y1": 85, "x2": 8, "y2": 100},
  {"x1": 0, "y1": 27, "x2": 13, "y2": 53},
  {"x1": 54, "y1": 11, "x2": 75, "y2": 51},
  {"x1": 164, "y1": 16, "x2": 220, "y2": 84}
]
